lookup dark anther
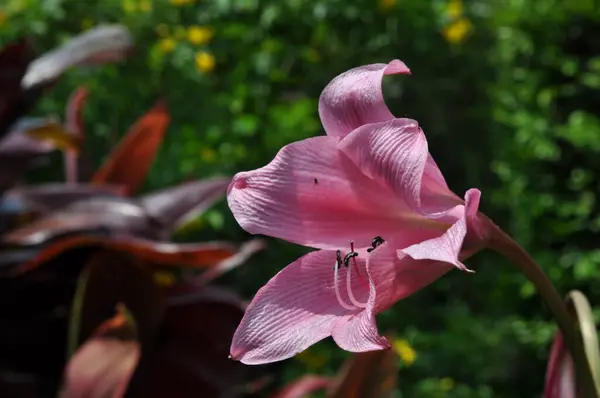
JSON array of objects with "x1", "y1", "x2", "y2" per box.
[
  {"x1": 372, "y1": 236, "x2": 385, "y2": 247},
  {"x1": 367, "y1": 236, "x2": 385, "y2": 252},
  {"x1": 314, "y1": 178, "x2": 318, "y2": 184},
  {"x1": 343, "y1": 251, "x2": 358, "y2": 267},
  {"x1": 334, "y1": 249, "x2": 343, "y2": 270}
]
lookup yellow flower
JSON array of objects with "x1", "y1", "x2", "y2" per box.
[
  {"x1": 445, "y1": 0, "x2": 463, "y2": 19},
  {"x1": 80, "y1": 17, "x2": 94, "y2": 30},
  {"x1": 170, "y1": 0, "x2": 194, "y2": 6},
  {"x1": 442, "y1": 17, "x2": 473, "y2": 44},
  {"x1": 173, "y1": 25, "x2": 187, "y2": 40},
  {"x1": 195, "y1": 51, "x2": 215, "y2": 73},
  {"x1": 122, "y1": 0, "x2": 137, "y2": 13},
  {"x1": 153, "y1": 271, "x2": 176, "y2": 287},
  {"x1": 139, "y1": 0, "x2": 152, "y2": 12},
  {"x1": 305, "y1": 48, "x2": 320, "y2": 63},
  {"x1": 0, "y1": 10, "x2": 8, "y2": 26},
  {"x1": 187, "y1": 26, "x2": 214, "y2": 46},
  {"x1": 379, "y1": 0, "x2": 397, "y2": 11},
  {"x1": 174, "y1": 217, "x2": 205, "y2": 237},
  {"x1": 439, "y1": 377, "x2": 455, "y2": 392},
  {"x1": 200, "y1": 147, "x2": 217, "y2": 163},
  {"x1": 392, "y1": 338, "x2": 417, "y2": 366},
  {"x1": 6, "y1": 0, "x2": 28, "y2": 14},
  {"x1": 295, "y1": 348, "x2": 328, "y2": 371},
  {"x1": 155, "y1": 23, "x2": 169, "y2": 37},
  {"x1": 158, "y1": 38, "x2": 177, "y2": 53}
]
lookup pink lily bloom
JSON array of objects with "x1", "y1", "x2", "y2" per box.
[{"x1": 227, "y1": 60, "x2": 491, "y2": 364}]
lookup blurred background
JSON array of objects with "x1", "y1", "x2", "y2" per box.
[{"x1": 1, "y1": 0, "x2": 600, "y2": 397}]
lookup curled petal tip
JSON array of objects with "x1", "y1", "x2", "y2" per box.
[
  {"x1": 319, "y1": 60, "x2": 412, "y2": 137},
  {"x1": 387, "y1": 59, "x2": 411, "y2": 75},
  {"x1": 401, "y1": 118, "x2": 420, "y2": 130},
  {"x1": 228, "y1": 175, "x2": 249, "y2": 193},
  {"x1": 455, "y1": 262, "x2": 475, "y2": 273},
  {"x1": 229, "y1": 344, "x2": 250, "y2": 363},
  {"x1": 464, "y1": 188, "x2": 482, "y2": 216},
  {"x1": 228, "y1": 352, "x2": 239, "y2": 361}
]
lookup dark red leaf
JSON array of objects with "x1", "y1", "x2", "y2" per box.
[
  {"x1": 62, "y1": 340, "x2": 139, "y2": 398},
  {"x1": 194, "y1": 238, "x2": 266, "y2": 284},
  {"x1": 64, "y1": 86, "x2": 89, "y2": 183},
  {"x1": 140, "y1": 177, "x2": 230, "y2": 237},
  {"x1": 327, "y1": 349, "x2": 398, "y2": 398},
  {"x1": 65, "y1": 86, "x2": 89, "y2": 140},
  {"x1": 67, "y1": 250, "x2": 165, "y2": 397},
  {"x1": 92, "y1": 101, "x2": 170, "y2": 195},
  {"x1": 0, "y1": 118, "x2": 76, "y2": 156},
  {"x1": 5, "y1": 235, "x2": 237, "y2": 276},
  {"x1": 23, "y1": 120, "x2": 82, "y2": 152},
  {"x1": 166, "y1": 283, "x2": 246, "y2": 310},
  {"x1": 146, "y1": 284, "x2": 247, "y2": 398},
  {"x1": 2, "y1": 197, "x2": 159, "y2": 245},
  {"x1": 271, "y1": 375, "x2": 331, "y2": 398},
  {"x1": 544, "y1": 331, "x2": 576, "y2": 398},
  {"x1": 1, "y1": 26, "x2": 132, "y2": 140},
  {"x1": 0, "y1": 372, "x2": 37, "y2": 398},
  {"x1": 0, "y1": 183, "x2": 124, "y2": 234},
  {"x1": 5, "y1": 183, "x2": 126, "y2": 212},
  {"x1": 61, "y1": 305, "x2": 139, "y2": 398},
  {"x1": 0, "y1": 118, "x2": 77, "y2": 192}
]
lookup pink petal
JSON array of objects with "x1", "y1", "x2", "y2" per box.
[
  {"x1": 402, "y1": 189, "x2": 481, "y2": 272},
  {"x1": 367, "y1": 238, "x2": 454, "y2": 316},
  {"x1": 229, "y1": 250, "x2": 369, "y2": 364},
  {"x1": 332, "y1": 226, "x2": 453, "y2": 352},
  {"x1": 424, "y1": 154, "x2": 451, "y2": 196},
  {"x1": 339, "y1": 118, "x2": 461, "y2": 217},
  {"x1": 331, "y1": 238, "x2": 453, "y2": 352},
  {"x1": 318, "y1": 60, "x2": 411, "y2": 138},
  {"x1": 227, "y1": 136, "x2": 407, "y2": 250},
  {"x1": 331, "y1": 309, "x2": 390, "y2": 353}
]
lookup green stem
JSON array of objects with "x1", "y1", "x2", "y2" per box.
[
  {"x1": 486, "y1": 220, "x2": 598, "y2": 398},
  {"x1": 66, "y1": 264, "x2": 91, "y2": 359}
]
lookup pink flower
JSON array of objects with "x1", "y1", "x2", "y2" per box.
[{"x1": 227, "y1": 60, "x2": 491, "y2": 364}]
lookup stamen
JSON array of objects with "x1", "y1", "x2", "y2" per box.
[
  {"x1": 348, "y1": 240, "x2": 368, "y2": 286},
  {"x1": 346, "y1": 259, "x2": 367, "y2": 308},
  {"x1": 333, "y1": 250, "x2": 343, "y2": 270},
  {"x1": 334, "y1": 255, "x2": 357, "y2": 311},
  {"x1": 367, "y1": 236, "x2": 385, "y2": 252},
  {"x1": 343, "y1": 252, "x2": 358, "y2": 267}
]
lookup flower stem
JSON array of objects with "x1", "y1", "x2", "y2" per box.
[{"x1": 486, "y1": 220, "x2": 599, "y2": 398}]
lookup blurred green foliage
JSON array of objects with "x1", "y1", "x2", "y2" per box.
[{"x1": 2, "y1": 0, "x2": 600, "y2": 396}]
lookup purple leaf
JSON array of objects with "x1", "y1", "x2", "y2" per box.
[
  {"x1": 22, "y1": 25, "x2": 133, "y2": 90},
  {"x1": 139, "y1": 177, "x2": 230, "y2": 238}
]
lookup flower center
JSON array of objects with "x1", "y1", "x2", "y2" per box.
[{"x1": 332, "y1": 238, "x2": 385, "y2": 311}]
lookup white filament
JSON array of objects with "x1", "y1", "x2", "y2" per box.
[
  {"x1": 346, "y1": 259, "x2": 367, "y2": 308},
  {"x1": 333, "y1": 262, "x2": 357, "y2": 311}
]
